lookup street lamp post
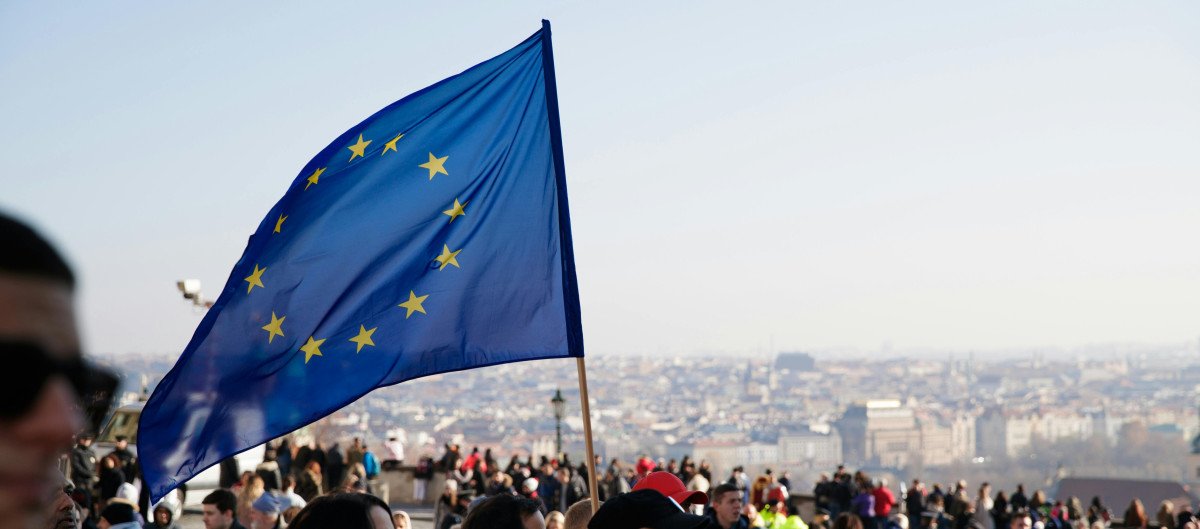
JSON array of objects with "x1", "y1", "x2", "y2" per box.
[{"x1": 551, "y1": 388, "x2": 566, "y2": 458}]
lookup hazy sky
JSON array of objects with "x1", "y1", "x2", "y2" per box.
[{"x1": 2, "y1": 2, "x2": 1197, "y2": 357}]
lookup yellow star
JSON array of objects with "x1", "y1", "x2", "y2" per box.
[
  {"x1": 244, "y1": 264, "x2": 266, "y2": 294},
  {"x1": 434, "y1": 245, "x2": 462, "y2": 271},
  {"x1": 397, "y1": 290, "x2": 429, "y2": 319},
  {"x1": 442, "y1": 199, "x2": 468, "y2": 223},
  {"x1": 273, "y1": 214, "x2": 287, "y2": 234},
  {"x1": 382, "y1": 133, "x2": 404, "y2": 155},
  {"x1": 349, "y1": 325, "x2": 377, "y2": 353},
  {"x1": 261, "y1": 312, "x2": 285, "y2": 344},
  {"x1": 305, "y1": 167, "x2": 325, "y2": 190},
  {"x1": 300, "y1": 336, "x2": 326, "y2": 364},
  {"x1": 418, "y1": 152, "x2": 449, "y2": 180},
  {"x1": 348, "y1": 134, "x2": 372, "y2": 161}
]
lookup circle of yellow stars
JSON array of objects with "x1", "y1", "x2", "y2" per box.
[{"x1": 247, "y1": 130, "x2": 475, "y2": 365}]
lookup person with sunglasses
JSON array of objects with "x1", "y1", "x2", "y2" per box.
[{"x1": 0, "y1": 212, "x2": 117, "y2": 529}]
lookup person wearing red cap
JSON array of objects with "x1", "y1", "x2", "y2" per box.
[
  {"x1": 588, "y1": 489, "x2": 712, "y2": 529},
  {"x1": 635, "y1": 455, "x2": 656, "y2": 480},
  {"x1": 633, "y1": 472, "x2": 710, "y2": 511}
]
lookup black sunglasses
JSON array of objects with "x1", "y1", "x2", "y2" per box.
[{"x1": 2, "y1": 340, "x2": 118, "y2": 436}]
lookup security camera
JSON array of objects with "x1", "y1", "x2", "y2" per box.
[{"x1": 177, "y1": 279, "x2": 202, "y2": 300}]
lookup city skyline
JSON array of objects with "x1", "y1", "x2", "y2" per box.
[
  {"x1": 92, "y1": 337, "x2": 1198, "y2": 362},
  {"x1": 103, "y1": 349, "x2": 1200, "y2": 495}
]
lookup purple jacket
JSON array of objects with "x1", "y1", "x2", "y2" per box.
[{"x1": 852, "y1": 491, "x2": 876, "y2": 517}]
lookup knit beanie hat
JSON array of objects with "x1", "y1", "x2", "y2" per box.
[
  {"x1": 253, "y1": 492, "x2": 283, "y2": 516},
  {"x1": 101, "y1": 502, "x2": 137, "y2": 524}
]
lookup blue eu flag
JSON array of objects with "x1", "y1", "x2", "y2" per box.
[{"x1": 138, "y1": 21, "x2": 582, "y2": 501}]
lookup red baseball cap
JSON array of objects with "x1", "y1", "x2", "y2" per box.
[{"x1": 633, "y1": 471, "x2": 709, "y2": 507}]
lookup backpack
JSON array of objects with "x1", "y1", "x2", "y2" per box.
[{"x1": 363, "y1": 452, "x2": 380, "y2": 478}]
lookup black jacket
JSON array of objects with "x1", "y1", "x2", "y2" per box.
[
  {"x1": 551, "y1": 475, "x2": 588, "y2": 512},
  {"x1": 70, "y1": 444, "x2": 97, "y2": 486},
  {"x1": 705, "y1": 511, "x2": 748, "y2": 529},
  {"x1": 99, "y1": 465, "x2": 125, "y2": 499}
]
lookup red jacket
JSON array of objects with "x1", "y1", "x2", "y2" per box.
[
  {"x1": 635, "y1": 457, "x2": 655, "y2": 476},
  {"x1": 461, "y1": 453, "x2": 481, "y2": 473},
  {"x1": 872, "y1": 486, "x2": 895, "y2": 516}
]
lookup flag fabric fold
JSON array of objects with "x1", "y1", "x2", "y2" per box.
[{"x1": 138, "y1": 21, "x2": 581, "y2": 501}]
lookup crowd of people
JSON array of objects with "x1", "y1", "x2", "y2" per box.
[
  {"x1": 5, "y1": 209, "x2": 1200, "y2": 529},
  {"x1": 412, "y1": 440, "x2": 1200, "y2": 529},
  {"x1": 418, "y1": 445, "x2": 823, "y2": 529},
  {"x1": 813, "y1": 467, "x2": 1200, "y2": 529}
]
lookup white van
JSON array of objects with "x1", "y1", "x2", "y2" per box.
[{"x1": 95, "y1": 401, "x2": 265, "y2": 507}]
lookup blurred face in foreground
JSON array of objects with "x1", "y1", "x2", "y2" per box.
[
  {"x1": 0, "y1": 275, "x2": 82, "y2": 529},
  {"x1": 1011, "y1": 516, "x2": 1032, "y2": 529}
]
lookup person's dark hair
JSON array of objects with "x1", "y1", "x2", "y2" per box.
[
  {"x1": 282, "y1": 475, "x2": 296, "y2": 489},
  {"x1": 203, "y1": 489, "x2": 238, "y2": 516},
  {"x1": 0, "y1": 213, "x2": 74, "y2": 287},
  {"x1": 100, "y1": 502, "x2": 137, "y2": 524},
  {"x1": 289, "y1": 492, "x2": 391, "y2": 529},
  {"x1": 833, "y1": 513, "x2": 864, "y2": 529},
  {"x1": 713, "y1": 483, "x2": 740, "y2": 502},
  {"x1": 462, "y1": 495, "x2": 544, "y2": 529}
]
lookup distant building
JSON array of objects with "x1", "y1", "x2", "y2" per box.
[
  {"x1": 918, "y1": 414, "x2": 976, "y2": 467},
  {"x1": 837, "y1": 400, "x2": 922, "y2": 467},
  {"x1": 776, "y1": 353, "x2": 816, "y2": 372},
  {"x1": 976, "y1": 408, "x2": 1034, "y2": 459},
  {"x1": 778, "y1": 427, "x2": 842, "y2": 469},
  {"x1": 1036, "y1": 409, "x2": 1094, "y2": 442},
  {"x1": 737, "y1": 443, "x2": 779, "y2": 469},
  {"x1": 1090, "y1": 409, "x2": 1128, "y2": 443},
  {"x1": 977, "y1": 407, "x2": 1096, "y2": 459},
  {"x1": 834, "y1": 400, "x2": 977, "y2": 469}
]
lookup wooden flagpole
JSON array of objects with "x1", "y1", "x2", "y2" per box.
[{"x1": 576, "y1": 357, "x2": 600, "y2": 513}]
